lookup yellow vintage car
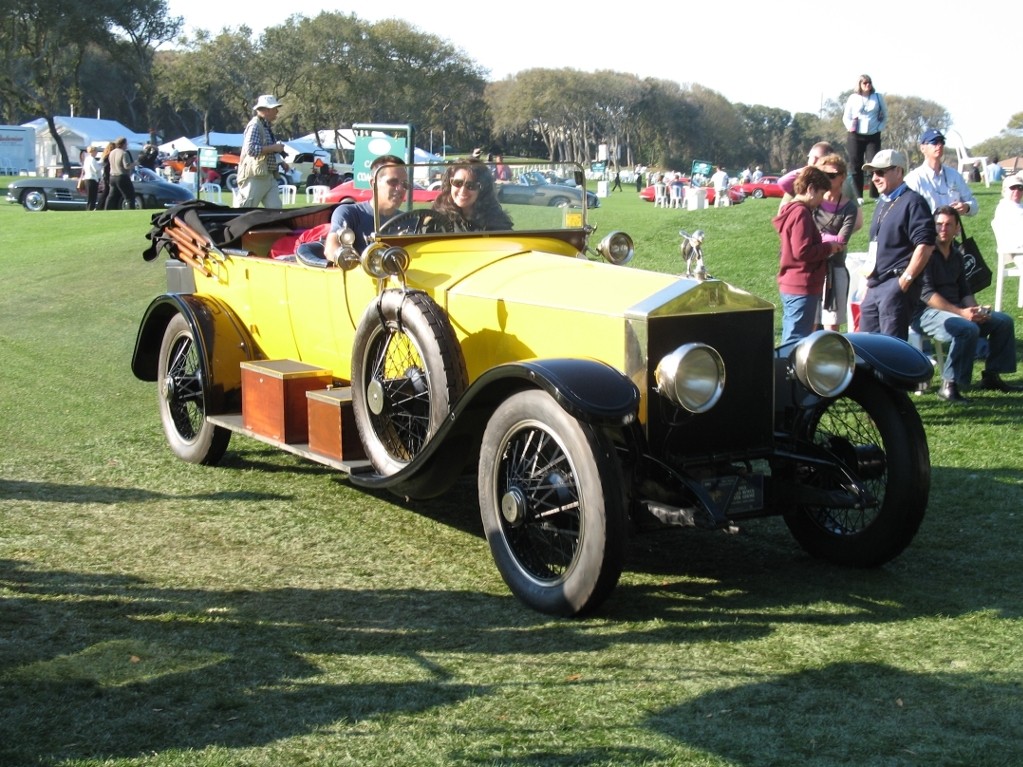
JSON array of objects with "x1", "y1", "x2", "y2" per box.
[{"x1": 131, "y1": 160, "x2": 933, "y2": 617}]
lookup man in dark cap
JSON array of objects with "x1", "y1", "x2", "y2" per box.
[{"x1": 905, "y1": 129, "x2": 978, "y2": 218}]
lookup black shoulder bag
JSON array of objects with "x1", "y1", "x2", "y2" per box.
[{"x1": 959, "y1": 219, "x2": 993, "y2": 295}]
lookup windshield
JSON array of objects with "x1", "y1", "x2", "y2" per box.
[{"x1": 368, "y1": 160, "x2": 594, "y2": 235}]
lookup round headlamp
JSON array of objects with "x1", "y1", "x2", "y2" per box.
[
  {"x1": 791, "y1": 331, "x2": 855, "y2": 397},
  {"x1": 594, "y1": 231, "x2": 634, "y2": 266},
  {"x1": 655, "y1": 343, "x2": 725, "y2": 414}
]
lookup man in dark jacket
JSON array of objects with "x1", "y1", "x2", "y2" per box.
[{"x1": 858, "y1": 149, "x2": 935, "y2": 340}]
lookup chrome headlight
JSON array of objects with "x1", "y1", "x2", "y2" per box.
[
  {"x1": 791, "y1": 331, "x2": 855, "y2": 397},
  {"x1": 594, "y1": 231, "x2": 634, "y2": 266},
  {"x1": 655, "y1": 343, "x2": 725, "y2": 414},
  {"x1": 361, "y1": 242, "x2": 410, "y2": 279}
]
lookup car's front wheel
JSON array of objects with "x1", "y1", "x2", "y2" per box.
[
  {"x1": 222, "y1": 171, "x2": 238, "y2": 191},
  {"x1": 785, "y1": 374, "x2": 929, "y2": 566},
  {"x1": 157, "y1": 313, "x2": 231, "y2": 465},
  {"x1": 22, "y1": 189, "x2": 47, "y2": 211},
  {"x1": 351, "y1": 290, "x2": 467, "y2": 476},
  {"x1": 121, "y1": 194, "x2": 142, "y2": 210},
  {"x1": 478, "y1": 389, "x2": 627, "y2": 617}
]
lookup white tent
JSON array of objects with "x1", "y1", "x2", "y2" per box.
[
  {"x1": 23, "y1": 116, "x2": 149, "y2": 176},
  {"x1": 158, "y1": 136, "x2": 198, "y2": 155},
  {"x1": 299, "y1": 129, "x2": 356, "y2": 151}
]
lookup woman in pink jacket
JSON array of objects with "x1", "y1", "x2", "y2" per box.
[{"x1": 773, "y1": 166, "x2": 842, "y2": 344}]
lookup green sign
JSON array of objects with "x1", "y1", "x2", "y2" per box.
[
  {"x1": 590, "y1": 161, "x2": 606, "y2": 174},
  {"x1": 198, "y1": 147, "x2": 218, "y2": 167},
  {"x1": 691, "y1": 160, "x2": 713, "y2": 178},
  {"x1": 353, "y1": 135, "x2": 408, "y2": 189}
]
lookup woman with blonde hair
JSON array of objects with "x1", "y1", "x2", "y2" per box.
[{"x1": 813, "y1": 153, "x2": 860, "y2": 331}]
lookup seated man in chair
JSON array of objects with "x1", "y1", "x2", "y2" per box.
[{"x1": 917, "y1": 206, "x2": 1021, "y2": 404}]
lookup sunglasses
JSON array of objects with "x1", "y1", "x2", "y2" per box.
[
  {"x1": 450, "y1": 178, "x2": 481, "y2": 191},
  {"x1": 383, "y1": 178, "x2": 409, "y2": 189},
  {"x1": 871, "y1": 168, "x2": 895, "y2": 177},
  {"x1": 1010, "y1": 185, "x2": 1023, "y2": 191},
  {"x1": 824, "y1": 171, "x2": 841, "y2": 179},
  {"x1": 860, "y1": 80, "x2": 872, "y2": 85}
]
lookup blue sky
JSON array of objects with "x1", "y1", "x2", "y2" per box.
[{"x1": 166, "y1": 0, "x2": 1016, "y2": 146}]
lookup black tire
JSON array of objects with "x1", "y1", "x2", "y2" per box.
[
  {"x1": 121, "y1": 195, "x2": 142, "y2": 210},
  {"x1": 351, "y1": 291, "x2": 467, "y2": 475},
  {"x1": 752, "y1": 188, "x2": 765, "y2": 199},
  {"x1": 157, "y1": 313, "x2": 231, "y2": 465},
  {"x1": 23, "y1": 189, "x2": 47, "y2": 211},
  {"x1": 784, "y1": 374, "x2": 929, "y2": 567},
  {"x1": 222, "y1": 171, "x2": 238, "y2": 191},
  {"x1": 547, "y1": 196, "x2": 571, "y2": 208},
  {"x1": 478, "y1": 389, "x2": 627, "y2": 617}
]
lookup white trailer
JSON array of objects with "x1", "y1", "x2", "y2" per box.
[{"x1": 0, "y1": 126, "x2": 37, "y2": 175}]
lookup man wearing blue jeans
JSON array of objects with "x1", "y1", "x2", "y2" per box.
[{"x1": 917, "y1": 206, "x2": 1022, "y2": 403}]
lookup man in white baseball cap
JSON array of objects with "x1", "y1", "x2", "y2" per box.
[
  {"x1": 234, "y1": 94, "x2": 289, "y2": 208},
  {"x1": 857, "y1": 148, "x2": 936, "y2": 341}
]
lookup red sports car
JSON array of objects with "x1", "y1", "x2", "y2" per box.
[
  {"x1": 734, "y1": 176, "x2": 784, "y2": 199},
  {"x1": 323, "y1": 179, "x2": 440, "y2": 205},
  {"x1": 639, "y1": 182, "x2": 745, "y2": 206}
]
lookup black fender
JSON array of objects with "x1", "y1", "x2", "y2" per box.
[
  {"x1": 844, "y1": 332, "x2": 933, "y2": 389},
  {"x1": 350, "y1": 358, "x2": 639, "y2": 499},
  {"x1": 130, "y1": 293, "x2": 257, "y2": 415}
]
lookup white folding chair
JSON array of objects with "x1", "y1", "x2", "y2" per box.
[
  {"x1": 669, "y1": 184, "x2": 684, "y2": 209},
  {"x1": 199, "y1": 182, "x2": 222, "y2": 204},
  {"x1": 305, "y1": 184, "x2": 329, "y2": 204},
  {"x1": 279, "y1": 183, "x2": 297, "y2": 205},
  {"x1": 994, "y1": 251, "x2": 1023, "y2": 312},
  {"x1": 653, "y1": 183, "x2": 668, "y2": 208},
  {"x1": 948, "y1": 130, "x2": 990, "y2": 188}
]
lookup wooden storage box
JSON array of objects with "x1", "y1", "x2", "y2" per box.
[
  {"x1": 307, "y1": 387, "x2": 366, "y2": 461},
  {"x1": 241, "y1": 360, "x2": 332, "y2": 443}
]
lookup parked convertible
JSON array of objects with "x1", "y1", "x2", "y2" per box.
[
  {"x1": 132, "y1": 160, "x2": 932, "y2": 617},
  {"x1": 8, "y1": 167, "x2": 195, "y2": 211},
  {"x1": 497, "y1": 170, "x2": 600, "y2": 208}
]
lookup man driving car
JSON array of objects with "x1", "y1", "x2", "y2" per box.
[{"x1": 325, "y1": 155, "x2": 408, "y2": 262}]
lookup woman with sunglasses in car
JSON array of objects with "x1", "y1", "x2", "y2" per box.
[{"x1": 430, "y1": 159, "x2": 513, "y2": 231}]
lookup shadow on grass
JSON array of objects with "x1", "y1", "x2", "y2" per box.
[
  {"x1": 0, "y1": 478, "x2": 291, "y2": 504},
  {"x1": 645, "y1": 661, "x2": 1022, "y2": 766}
]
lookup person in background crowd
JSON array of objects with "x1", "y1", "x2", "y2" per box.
[
  {"x1": 492, "y1": 153, "x2": 511, "y2": 184},
  {"x1": 710, "y1": 165, "x2": 730, "y2": 207},
  {"x1": 773, "y1": 165, "x2": 843, "y2": 344},
  {"x1": 917, "y1": 206, "x2": 1021, "y2": 403},
  {"x1": 857, "y1": 149, "x2": 935, "y2": 340},
  {"x1": 905, "y1": 129, "x2": 978, "y2": 217},
  {"x1": 77, "y1": 146, "x2": 102, "y2": 211},
  {"x1": 812, "y1": 154, "x2": 859, "y2": 331},
  {"x1": 843, "y1": 75, "x2": 887, "y2": 202},
  {"x1": 104, "y1": 137, "x2": 136, "y2": 210},
  {"x1": 96, "y1": 141, "x2": 115, "y2": 210},
  {"x1": 235, "y1": 94, "x2": 289, "y2": 208},
  {"x1": 991, "y1": 171, "x2": 1023, "y2": 253}
]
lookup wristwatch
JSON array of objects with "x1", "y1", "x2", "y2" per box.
[{"x1": 899, "y1": 272, "x2": 913, "y2": 283}]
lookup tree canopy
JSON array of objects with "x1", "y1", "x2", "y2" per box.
[{"x1": 3, "y1": 5, "x2": 1020, "y2": 175}]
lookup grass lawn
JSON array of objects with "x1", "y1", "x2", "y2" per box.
[{"x1": 1, "y1": 179, "x2": 1022, "y2": 767}]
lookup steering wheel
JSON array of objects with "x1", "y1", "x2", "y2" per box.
[{"x1": 377, "y1": 209, "x2": 429, "y2": 235}]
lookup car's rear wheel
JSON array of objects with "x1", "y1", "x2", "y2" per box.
[
  {"x1": 157, "y1": 313, "x2": 231, "y2": 465},
  {"x1": 222, "y1": 171, "x2": 238, "y2": 191},
  {"x1": 121, "y1": 194, "x2": 142, "y2": 210},
  {"x1": 547, "y1": 196, "x2": 571, "y2": 207},
  {"x1": 351, "y1": 290, "x2": 467, "y2": 476},
  {"x1": 753, "y1": 188, "x2": 765, "y2": 199},
  {"x1": 479, "y1": 389, "x2": 627, "y2": 617},
  {"x1": 23, "y1": 189, "x2": 47, "y2": 211},
  {"x1": 785, "y1": 375, "x2": 929, "y2": 566}
]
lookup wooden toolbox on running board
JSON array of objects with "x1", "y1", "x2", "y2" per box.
[
  {"x1": 241, "y1": 360, "x2": 333, "y2": 443},
  {"x1": 306, "y1": 387, "x2": 366, "y2": 461}
]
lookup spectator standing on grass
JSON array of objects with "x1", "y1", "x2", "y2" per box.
[
  {"x1": 711, "y1": 165, "x2": 729, "y2": 207},
  {"x1": 917, "y1": 206, "x2": 1021, "y2": 404},
  {"x1": 843, "y1": 75, "x2": 887, "y2": 202},
  {"x1": 104, "y1": 137, "x2": 136, "y2": 210},
  {"x1": 905, "y1": 129, "x2": 978, "y2": 217},
  {"x1": 779, "y1": 141, "x2": 863, "y2": 234},
  {"x1": 773, "y1": 166, "x2": 843, "y2": 344},
  {"x1": 812, "y1": 154, "x2": 860, "y2": 332},
  {"x1": 235, "y1": 94, "x2": 290, "y2": 209},
  {"x1": 96, "y1": 142, "x2": 115, "y2": 210},
  {"x1": 77, "y1": 146, "x2": 102, "y2": 211},
  {"x1": 857, "y1": 149, "x2": 935, "y2": 341}
]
